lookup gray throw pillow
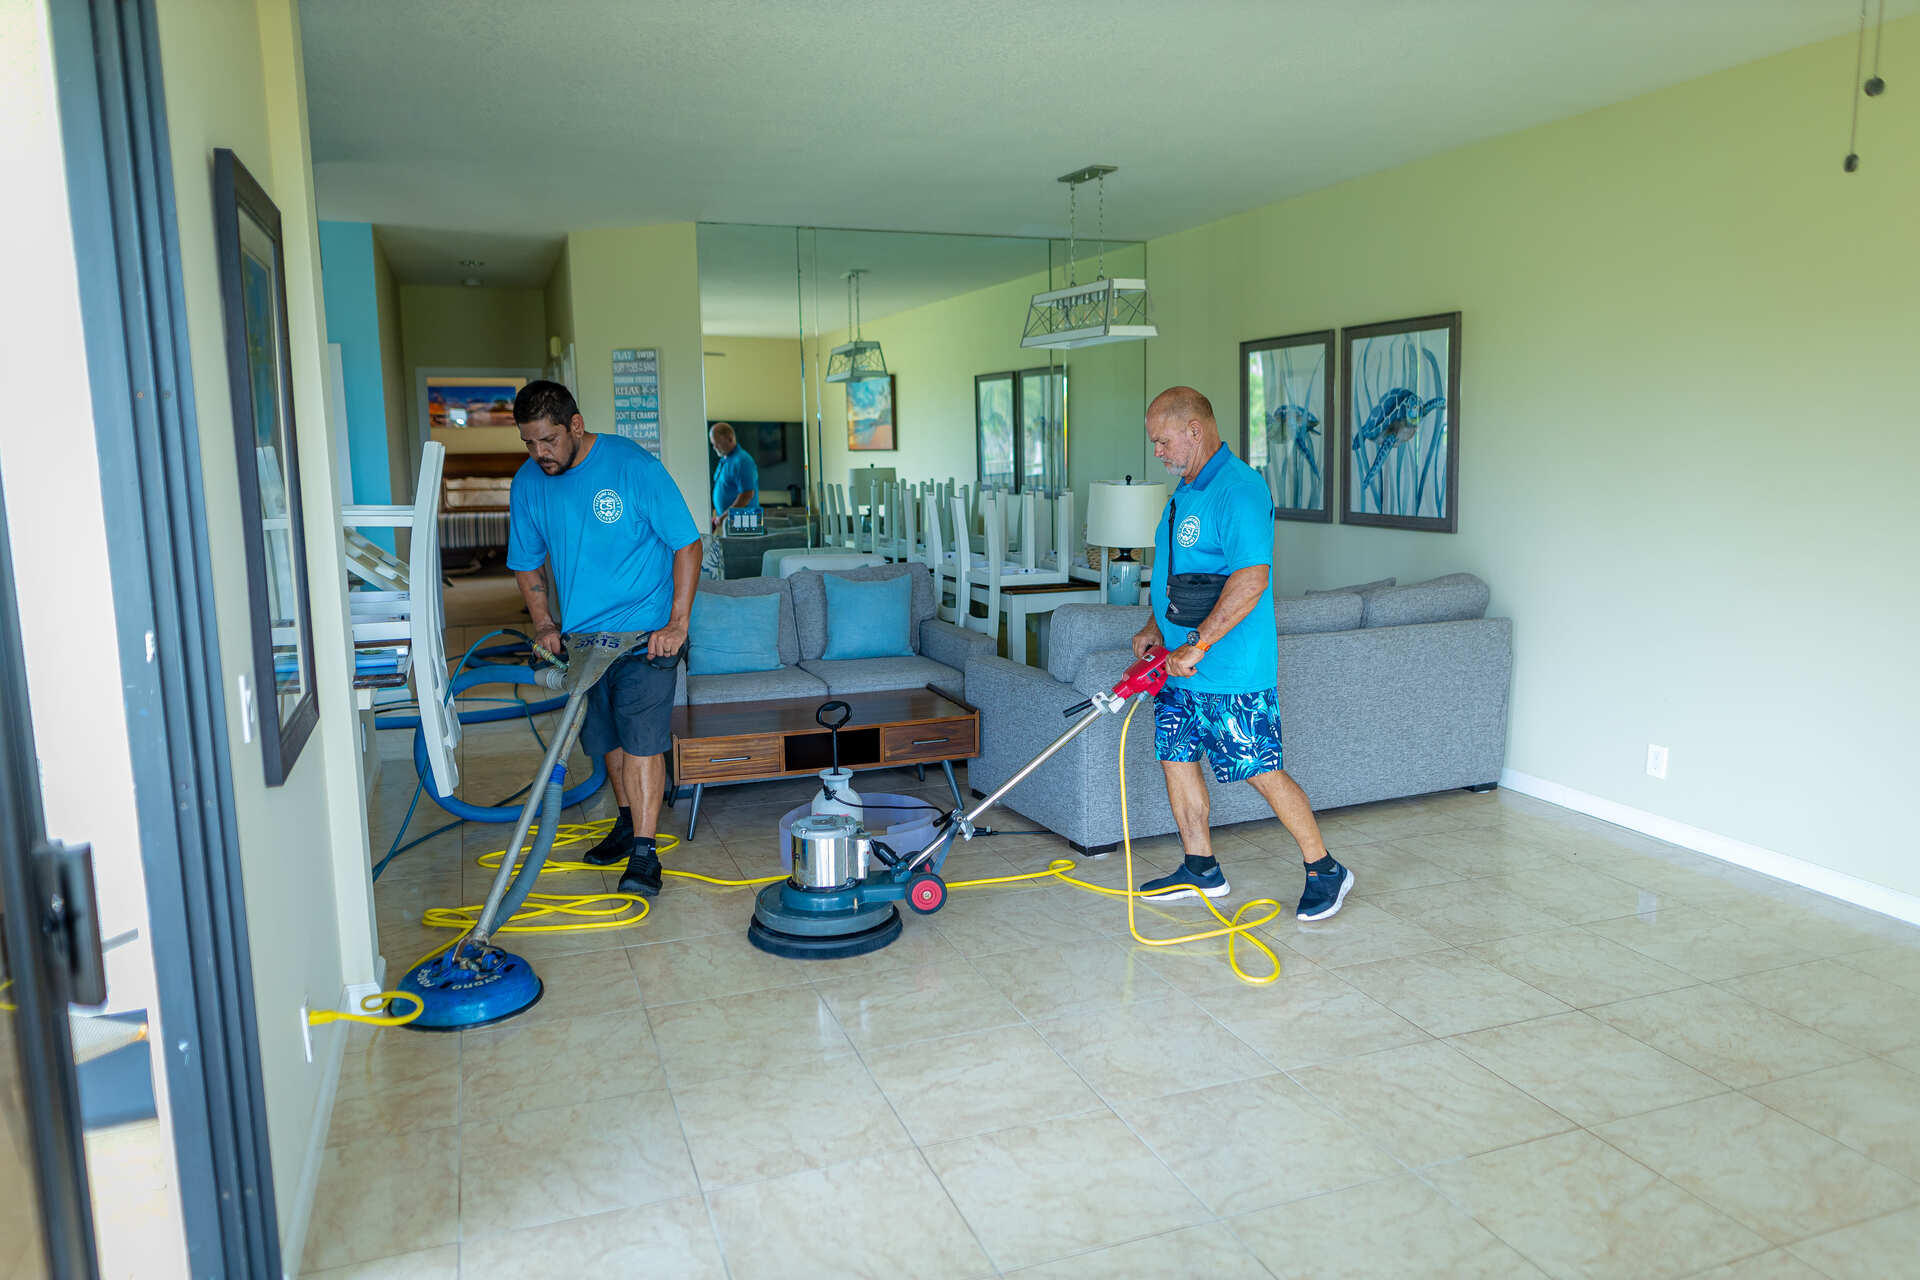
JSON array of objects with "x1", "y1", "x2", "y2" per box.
[
  {"x1": 789, "y1": 563, "x2": 936, "y2": 660},
  {"x1": 1361, "y1": 574, "x2": 1490, "y2": 628},
  {"x1": 1273, "y1": 593, "x2": 1363, "y2": 635},
  {"x1": 1306, "y1": 576, "x2": 1396, "y2": 597}
]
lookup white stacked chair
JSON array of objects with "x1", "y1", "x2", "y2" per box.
[{"x1": 924, "y1": 490, "x2": 956, "y2": 622}]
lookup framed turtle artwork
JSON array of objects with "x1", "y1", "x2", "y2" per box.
[
  {"x1": 1340, "y1": 312, "x2": 1462, "y2": 533},
  {"x1": 1240, "y1": 330, "x2": 1333, "y2": 523}
]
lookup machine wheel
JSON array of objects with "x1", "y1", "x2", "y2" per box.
[{"x1": 906, "y1": 873, "x2": 946, "y2": 915}]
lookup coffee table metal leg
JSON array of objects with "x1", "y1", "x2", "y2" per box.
[
  {"x1": 941, "y1": 759, "x2": 963, "y2": 810},
  {"x1": 688, "y1": 783, "x2": 704, "y2": 841}
]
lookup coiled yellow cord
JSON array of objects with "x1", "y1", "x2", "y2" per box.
[
  {"x1": 308, "y1": 990, "x2": 425, "y2": 1028},
  {"x1": 941, "y1": 699, "x2": 1284, "y2": 983}
]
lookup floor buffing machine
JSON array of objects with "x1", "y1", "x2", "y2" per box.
[
  {"x1": 398, "y1": 630, "x2": 647, "y2": 1029},
  {"x1": 747, "y1": 642, "x2": 1181, "y2": 958}
]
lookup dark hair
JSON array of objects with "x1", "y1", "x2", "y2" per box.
[{"x1": 513, "y1": 380, "x2": 580, "y2": 427}]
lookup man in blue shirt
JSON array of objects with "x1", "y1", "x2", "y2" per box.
[
  {"x1": 508, "y1": 381, "x2": 701, "y2": 897},
  {"x1": 1129, "y1": 387, "x2": 1354, "y2": 921},
  {"x1": 709, "y1": 422, "x2": 760, "y2": 528}
]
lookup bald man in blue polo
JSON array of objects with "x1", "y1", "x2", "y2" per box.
[{"x1": 1129, "y1": 386, "x2": 1354, "y2": 921}]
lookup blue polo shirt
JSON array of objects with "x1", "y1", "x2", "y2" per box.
[
  {"x1": 507, "y1": 433, "x2": 700, "y2": 634},
  {"x1": 1150, "y1": 444, "x2": 1277, "y2": 696},
  {"x1": 711, "y1": 446, "x2": 760, "y2": 514}
]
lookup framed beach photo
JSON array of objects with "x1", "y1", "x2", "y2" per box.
[
  {"x1": 847, "y1": 374, "x2": 896, "y2": 451},
  {"x1": 974, "y1": 371, "x2": 1014, "y2": 489},
  {"x1": 1241, "y1": 330, "x2": 1334, "y2": 523},
  {"x1": 1340, "y1": 312, "x2": 1462, "y2": 533}
]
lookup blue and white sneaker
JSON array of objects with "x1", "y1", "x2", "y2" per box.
[
  {"x1": 1297, "y1": 857, "x2": 1354, "y2": 921},
  {"x1": 1139, "y1": 863, "x2": 1231, "y2": 902}
]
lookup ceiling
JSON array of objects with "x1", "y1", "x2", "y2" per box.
[
  {"x1": 698, "y1": 224, "x2": 1086, "y2": 338},
  {"x1": 304, "y1": 1, "x2": 1908, "y2": 286}
]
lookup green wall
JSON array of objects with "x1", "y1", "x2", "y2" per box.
[{"x1": 1144, "y1": 19, "x2": 1919, "y2": 899}]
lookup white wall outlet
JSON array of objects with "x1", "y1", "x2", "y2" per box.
[
  {"x1": 298, "y1": 1002, "x2": 313, "y2": 1063},
  {"x1": 1646, "y1": 744, "x2": 1670, "y2": 780}
]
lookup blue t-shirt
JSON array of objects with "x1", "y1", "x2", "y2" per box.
[
  {"x1": 506, "y1": 434, "x2": 701, "y2": 634},
  {"x1": 711, "y1": 447, "x2": 760, "y2": 514},
  {"x1": 1150, "y1": 444, "x2": 1278, "y2": 696}
]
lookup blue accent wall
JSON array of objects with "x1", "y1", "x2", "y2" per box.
[{"x1": 317, "y1": 221, "x2": 393, "y2": 547}]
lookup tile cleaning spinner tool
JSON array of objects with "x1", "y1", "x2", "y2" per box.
[
  {"x1": 395, "y1": 630, "x2": 648, "y2": 1028},
  {"x1": 747, "y1": 643, "x2": 1182, "y2": 958}
]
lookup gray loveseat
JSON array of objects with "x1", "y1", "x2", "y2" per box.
[
  {"x1": 964, "y1": 574, "x2": 1513, "y2": 851},
  {"x1": 674, "y1": 561, "x2": 992, "y2": 705}
]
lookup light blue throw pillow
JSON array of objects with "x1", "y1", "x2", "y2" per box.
[
  {"x1": 687, "y1": 591, "x2": 783, "y2": 675},
  {"x1": 821, "y1": 572, "x2": 915, "y2": 660}
]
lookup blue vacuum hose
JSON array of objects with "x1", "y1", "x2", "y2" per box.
[{"x1": 391, "y1": 665, "x2": 605, "y2": 822}]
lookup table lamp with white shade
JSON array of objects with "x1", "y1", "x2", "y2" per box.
[{"x1": 1085, "y1": 477, "x2": 1168, "y2": 606}]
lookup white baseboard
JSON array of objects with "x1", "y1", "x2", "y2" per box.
[
  {"x1": 279, "y1": 992, "x2": 350, "y2": 1280},
  {"x1": 1498, "y1": 769, "x2": 1920, "y2": 927}
]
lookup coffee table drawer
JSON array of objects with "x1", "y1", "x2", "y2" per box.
[
  {"x1": 882, "y1": 718, "x2": 976, "y2": 763},
  {"x1": 678, "y1": 734, "x2": 782, "y2": 781}
]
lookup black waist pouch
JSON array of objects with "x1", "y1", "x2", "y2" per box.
[{"x1": 1165, "y1": 572, "x2": 1227, "y2": 625}]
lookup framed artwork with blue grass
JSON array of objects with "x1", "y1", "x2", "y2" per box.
[
  {"x1": 1241, "y1": 330, "x2": 1333, "y2": 524},
  {"x1": 1340, "y1": 312, "x2": 1461, "y2": 533}
]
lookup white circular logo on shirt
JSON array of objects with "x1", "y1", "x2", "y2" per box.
[
  {"x1": 592, "y1": 488, "x2": 623, "y2": 524},
  {"x1": 1176, "y1": 515, "x2": 1201, "y2": 548}
]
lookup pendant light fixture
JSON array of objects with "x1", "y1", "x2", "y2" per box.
[
  {"x1": 824, "y1": 268, "x2": 888, "y2": 383},
  {"x1": 1022, "y1": 164, "x2": 1158, "y2": 350}
]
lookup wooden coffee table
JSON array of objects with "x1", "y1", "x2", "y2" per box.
[{"x1": 670, "y1": 685, "x2": 979, "y2": 840}]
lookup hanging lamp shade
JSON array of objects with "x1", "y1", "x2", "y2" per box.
[
  {"x1": 823, "y1": 339, "x2": 888, "y2": 383},
  {"x1": 1021, "y1": 278, "x2": 1157, "y2": 349},
  {"x1": 1022, "y1": 164, "x2": 1158, "y2": 351},
  {"x1": 825, "y1": 268, "x2": 888, "y2": 383}
]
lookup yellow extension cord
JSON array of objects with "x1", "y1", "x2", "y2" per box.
[{"x1": 355, "y1": 695, "x2": 1284, "y2": 1030}]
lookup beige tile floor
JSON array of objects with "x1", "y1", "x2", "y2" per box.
[{"x1": 307, "y1": 713, "x2": 1920, "y2": 1278}]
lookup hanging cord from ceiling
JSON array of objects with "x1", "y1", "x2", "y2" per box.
[{"x1": 1844, "y1": 0, "x2": 1890, "y2": 172}]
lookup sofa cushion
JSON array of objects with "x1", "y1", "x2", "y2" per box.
[
  {"x1": 791, "y1": 563, "x2": 936, "y2": 661},
  {"x1": 1273, "y1": 592, "x2": 1363, "y2": 635},
  {"x1": 798, "y1": 656, "x2": 964, "y2": 700},
  {"x1": 685, "y1": 666, "x2": 829, "y2": 706},
  {"x1": 1361, "y1": 574, "x2": 1491, "y2": 628},
  {"x1": 687, "y1": 591, "x2": 783, "y2": 675},
  {"x1": 1046, "y1": 604, "x2": 1154, "y2": 683},
  {"x1": 692, "y1": 576, "x2": 799, "y2": 666},
  {"x1": 1306, "y1": 576, "x2": 1395, "y2": 597},
  {"x1": 821, "y1": 572, "x2": 916, "y2": 660}
]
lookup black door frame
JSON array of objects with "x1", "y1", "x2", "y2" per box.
[
  {"x1": 50, "y1": 0, "x2": 283, "y2": 1274},
  {"x1": 0, "y1": 488, "x2": 99, "y2": 1280}
]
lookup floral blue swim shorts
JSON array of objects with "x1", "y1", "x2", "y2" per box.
[{"x1": 1152, "y1": 686, "x2": 1285, "y2": 783}]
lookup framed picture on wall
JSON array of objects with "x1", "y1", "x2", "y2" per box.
[
  {"x1": 847, "y1": 374, "x2": 896, "y2": 451},
  {"x1": 974, "y1": 371, "x2": 1015, "y2": 490},
  {"x1": 1340, "y1": 312, "x2": 1461, "y2": 533},
  {"x1": 1014, "y1": 366, "x2": 1067, "y2": 496},
  {"x1": 426, "y1": 375, "x2": 527, "y2": 428},
  {"x1": 416, "y1": 367, "x2": 541, "y2": 441},
  {"x1": 211, "y1": 148, "x2": 318, "y2": 786},
  {"x1": 1241, "y1": 330, "x2": 1333, "y2": 523}
]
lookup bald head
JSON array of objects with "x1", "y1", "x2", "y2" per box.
[
  {"x1": 709, "y1": 421, "x2": 736, "y2": 453},
  {"x1": 1146, "y1": 385, "x2": 1222, "y2": 483},
  {"x1": 1148, "y1": 386, "x2": 1215, "y2": 427}
]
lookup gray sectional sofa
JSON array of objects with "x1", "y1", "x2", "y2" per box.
[
  {"x1": 674, "y1": 561, "x2": 993, "y2": 705},
  {"x1": 964, "y1": 574, "x2": 1513, "y2": 851}
]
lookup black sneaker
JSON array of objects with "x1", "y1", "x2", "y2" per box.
[
  {"x1": 581, "y1": 815, "x2": 634, "y2": 866},
  {"x1": 1139, "y1": 863, "x2": 1231, "y2": 902},
  {"x1": 1296, "y1": 857, "x2": 1354, "y2": 921},
  {"x1": 618, "y1": 847, "x2": 663, "y2": 897}
]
